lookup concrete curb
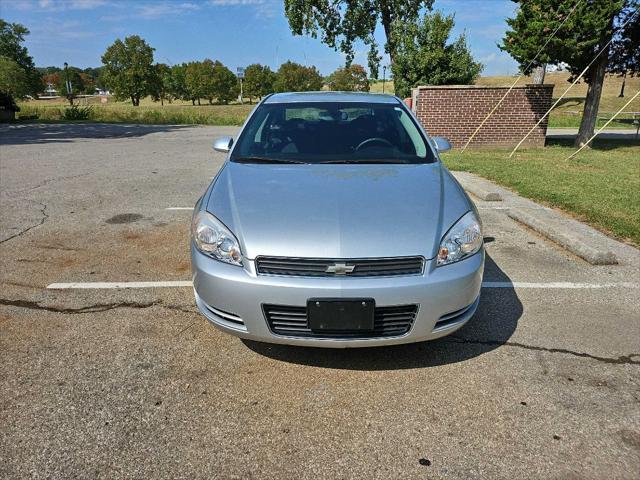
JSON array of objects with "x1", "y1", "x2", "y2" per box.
[
  {"x1": 451, "y1": 172, "x2": 503, "y2": 201},
  {"x1": 508, "y1": 208, "x2": 618, "y2": 265}
]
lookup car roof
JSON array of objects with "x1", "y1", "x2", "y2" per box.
[{"x1": 263, "y1": 91, "x2": 401, "y2": 105}]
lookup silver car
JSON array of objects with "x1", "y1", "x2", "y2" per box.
[{"x1": 191, "y1": 92, "x2": 484, "y2": 347}]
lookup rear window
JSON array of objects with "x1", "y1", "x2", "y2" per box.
[{"x1": 231, "y1": 101, "x2": 434, "y2": 164}]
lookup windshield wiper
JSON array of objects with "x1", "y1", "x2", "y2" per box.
[
  {"x1": 319, "y1": 159, "x2": 409, "y2": 164},
  {"x1": 233, "y1": 156, "x2": 307, "y2": 164}
]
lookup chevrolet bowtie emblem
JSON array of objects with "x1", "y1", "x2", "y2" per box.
[{"x1": 325, "y1": 263, "x2": 355, "y2": 275}]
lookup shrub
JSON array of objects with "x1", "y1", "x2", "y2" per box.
[{"x1": 63, "y1": 104, "x2": 93, "y2": 120}]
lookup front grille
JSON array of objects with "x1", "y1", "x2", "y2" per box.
[
  {"x1": 263, "y1": 303, "x2": 418, "y2": 338},
  {"x1": 255, "y1": 256, "x2": 424, "y2": 277}
]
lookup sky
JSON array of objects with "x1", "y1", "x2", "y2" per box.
[{"x1": 1, "y1": 0, "x2": 520, "y2": 77}]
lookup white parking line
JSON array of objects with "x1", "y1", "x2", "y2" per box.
[
  {"x1": 482, "y1": 282, "x2": 639, "y2": 289},
  {"x1": 47, "y1": 281, "x2": 193, "y2": 289},
  {"x1": 166, "y1": 207, "x2": 193, "y2": 211},
  {"x1": 47, "y1": 281, "x2": 639, "y2": 290}
]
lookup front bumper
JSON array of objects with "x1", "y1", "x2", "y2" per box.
[{"x1": 191, "y1": 245, "x2": 484, "y2": 348}]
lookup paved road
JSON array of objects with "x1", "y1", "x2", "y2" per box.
[{"x1": 1, "y1": 124, "x2": 639, "y2": 479}]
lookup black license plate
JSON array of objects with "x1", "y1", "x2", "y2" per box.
[{"x1": 307, "y1": 298, "x2": 375, "y2": 331}]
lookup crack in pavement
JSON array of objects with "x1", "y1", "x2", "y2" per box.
[
  {"x1": 448, "y1": 336, "x2": 640, "y2": 366},
  {"x1": 0, "y1": 202, "x2": 48, "y2": 245},
  {"x1": 0, "y1": 298, "x2": 197, "y2": 315},
  {"x1": 1, "y1": 173, "x2": 89, "y2": 198},
  {"x1": 2, "y1": 297, "x2": 637, "y2": 366}
]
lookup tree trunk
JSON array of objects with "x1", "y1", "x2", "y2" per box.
[
  {"x1": 197, "y1": 98, "x2": 201, "y2": 106},
  {"x1": 191, "y1": 99, "x2": 195, "y2": 106},
  {"x1": 619, "y1": 70, "x2": 626, "y2": 97},
  {"x1": 160, "y1": 97, "x2": 164, "y2": 106},
  {"x1": 532, "y1": 64, "x2": 546, "y2": 84},
  {"x1": 575, "y1": 43, "x2": 610, "y2": 147},
  {"x1": 379, "y1": 1, "x2": 395, "y2": 65}
]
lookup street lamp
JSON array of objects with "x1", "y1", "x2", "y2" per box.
[
  {"x1": 63, "y1": 62, "x2": 73, "y2": 105},
  {"x1": 237, "y1": 67, "x2": 244, "y2": 104},
  {"x1": 382, "y1": 65, "x2": 387, "y2": 94}
]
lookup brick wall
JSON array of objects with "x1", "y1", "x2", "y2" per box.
[{"x1": 412, "y1": 84, "x2": 554, "y2": 148}]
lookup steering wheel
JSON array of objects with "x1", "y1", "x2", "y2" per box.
[
  {"x1": 355, "y1": 137, "x2": 393, "y2": 151},
  {"x1": 265, "y1": 124, "x2": 294, "y2": 153}
]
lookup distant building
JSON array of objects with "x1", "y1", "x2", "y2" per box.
[
  {"x1": 95, "y1": 88, "x2": 112, "y2": 96},
  {"x1": 43, "y1": 83, "x2": 58, "y2": 96}
]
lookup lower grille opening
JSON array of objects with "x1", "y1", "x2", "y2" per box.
[
  {"x1": 263, "y1": 303, "x2": 417, "y2": 339},
  {"x1": 433, "y1": 302, "x2": 476, "y2": 331},
  {"x1": 203, "y1": 303, "x2": 245, "y2": 326}
]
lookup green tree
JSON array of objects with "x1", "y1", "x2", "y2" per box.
[
  {"x1": 185, "y1": 61, "x2": 209, "y2": 105},
  {"x1": 79, "y1": 73, "x2": 95, "y2": 94},
  {"x1": 501, "y1": 0, "x2": 638, "y2": 146},
  {"x1": 56, "y1": 66, "x2": 85, "y2": 97},
  {"x1": 83, "y1": 66, "x2": 105, "y2": 90},
  {"x1": 243, "y1": 63, "x2": 276, "y2": 103},
  {"x1": 284, "y1": 0, "x2": 434, "y2": 77},
  {"x1": 101, "y1": 35, "x2": 156, "y2": 106},
  {"x1": 210, "y1": 61, "x2": 239, "y2": 104},
  {"x1": 38, "y1": 66, "x2": 61, "y2": 76},
  {"x1": 274, "y1": 61, "x2": 323, "y2": 92},
  {"x1": 0, "y1": 19, "x2": 40, "y2": 96},
  {"x1": 201, "y1": 59, "x2": 217, "y2": 104},
  {"x1": 0, "y1": 55, "x2": 29, "y2": 99},
  {"x1": 327, "y1": 64, "x2": 370, "y2": 91},
  {"x1": 391, "y1": 11, "x2": 483, "y2": 98},
  {"x1": 150, "y1": 63, "x2": 172, "y2": 105},
  {"x1": 608, "y1": 7, "x2": 639, "y2": 97},
  {"x1": 169, "y1": 63, "x2": 189, "y2": 101}
]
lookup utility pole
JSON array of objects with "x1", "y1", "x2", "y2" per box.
[
  {"x1": 64, "y1": 62, "x2": 73, "y2": 106},
  {"x1": 382, "y1": 65, "x2": 387, "y2": 94},
  {"x1": 237, "y1": 67, "x2": 244, "y2": 104}
]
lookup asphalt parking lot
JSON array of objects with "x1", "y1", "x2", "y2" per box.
[{"x1": 1, "y1": 123, "x2": 639, "y2": 479}]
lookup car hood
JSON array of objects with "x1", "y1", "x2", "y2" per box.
[{"x1": 206, "y1": 161, "x2": 471, "y2": 260}]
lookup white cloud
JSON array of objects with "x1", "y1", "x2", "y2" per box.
[
  {"x1": 136, "y1": 1, "x2": 201, "y2": 19},
  {"x1": 206, "y1": 0, "x2": 277, "y2": 17},
  {"x1": 477, "y1": 51, "x2": 518, "y2": 76},
  {"x1": 28, "y1": 19, "x2": 98, "y2": 43},
  {"x1": 207, "y1": 0, "x2": 265, "y2": 5},
  {"x1": 67, "y1": 0, "x2": 108, "y2": 8},
  {"x1": 11, "y1": 0, "x2": 108, "y2": 11}
]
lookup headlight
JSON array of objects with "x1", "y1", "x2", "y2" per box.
[
  {"x1": 437, "y1": 211, "x2": 482, "y2": 266},
  {"x1": 191, "y1": 211, "x2": 242, "y2": 266}
]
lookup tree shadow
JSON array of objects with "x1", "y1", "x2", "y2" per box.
[
  {"x1": 243, "y1": 253, "x2": 522, "y2": 370},
  {"x1": 551, "y1": 97, "x2": 584, "y2": 109},
  {"x1": 546, "y1": 136, "x2": 640, "y2": 149},
  {"x1": 0, "y1": 123, "x2": 196, "y2": 146}
]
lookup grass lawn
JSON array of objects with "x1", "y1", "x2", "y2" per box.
[
  {"x1": 441, "y1": 140, "x2": 640, "y2": 246},
  {"x1": 17, "y1": 97, "x2": 254, "y2": 126}
]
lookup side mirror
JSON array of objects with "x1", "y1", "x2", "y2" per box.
[
  {"x1": 431, "y1": 136, "x2": 452, "y2": 153},
  {"x1": 213, "y1": 136, "x2": 233, "y2": 153}
]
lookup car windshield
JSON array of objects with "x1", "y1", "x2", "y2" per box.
[{"x1": 230, "y1": 101, "x2": 435, "y2": 164}]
